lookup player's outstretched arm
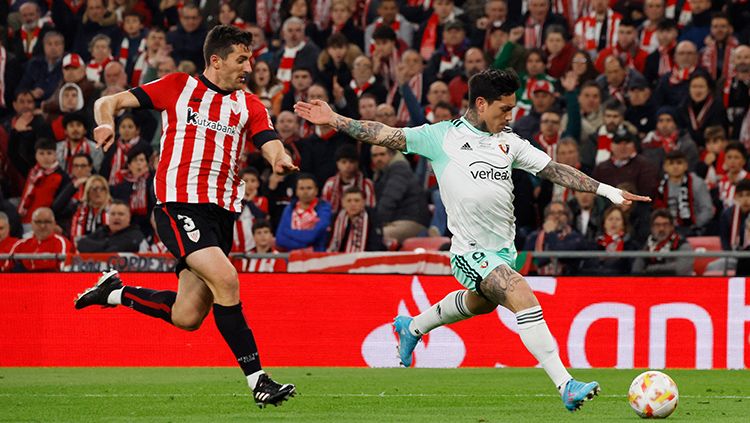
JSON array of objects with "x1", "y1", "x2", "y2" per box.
[
  {"x1": 537, "y1": 161, "x2": 651, "y2": 206},
  {"x1": 294, "y1": 100, "x2": 406, "y2": 151},
  {"x1": 93, "y1": 91, "x2": 140, "y2": 152}
]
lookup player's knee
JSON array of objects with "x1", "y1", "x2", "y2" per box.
[
  {"x1": 172, "y1": 313, "x2": 205, "y2": 331},
  {"x1": 510, "y1": 281, "x2": 540, "y2": 310},
  {"x1": 212, "y1": 267, "x2": 239, "y2": 293}
]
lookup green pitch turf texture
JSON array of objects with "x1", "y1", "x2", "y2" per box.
[{"x1": 0, "y1": 368, "x2": 747, "y2": 422}]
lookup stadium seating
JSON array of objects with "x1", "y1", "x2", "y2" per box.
[
  {"x1": 400, "y1": 237, "x2": 450, "y2": 251},
  {"x1": 685, "y1": 236, "x2": 722, "y2": 276}
]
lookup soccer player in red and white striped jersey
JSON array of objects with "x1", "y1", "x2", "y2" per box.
[{"x1": 75, "y1": 26, "x2": 297, "y2": 408}]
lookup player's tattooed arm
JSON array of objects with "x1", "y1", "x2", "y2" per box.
[
  {"x1": 537, "y1": 161, "x2": 600, "y2": 193},
  {"x1": 330, "y1": 114, "x2": 407, "y2": 151}
]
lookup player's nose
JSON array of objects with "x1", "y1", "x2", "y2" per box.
[{"x1": 244, "y1": 61, "x2": 253, "y2": 73}]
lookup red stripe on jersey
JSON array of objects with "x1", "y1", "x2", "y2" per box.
[
  {"x1": 195, "y1": 92, "x2": 226, "y2": 203},
  {"x1": 175, "y1": 84, "x2": 209, "y2": 203},
  {"x1": 216, "y1": 93, "x2": 244, "y2": 209}
]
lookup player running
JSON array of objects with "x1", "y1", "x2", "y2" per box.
[
  {"x1": 75, "y1": 26, "x2": 298, "y2": 408},
  {"x1": 295, "y1": 68, "x2": 651, "y2": 412}
]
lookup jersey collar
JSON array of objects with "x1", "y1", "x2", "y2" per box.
[
  {"x1": 459, "y1": 116, "x2": 492, "y2": 136},
  {"x1": 199, "y1": 74, "x2": 234, "y2": 95}
]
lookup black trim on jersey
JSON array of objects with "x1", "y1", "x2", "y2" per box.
[
  {"x1": 129, "y1": 87, "x2": 153, "y2": 109},
  {"x1": 253, "y1": 129, "x2": 280, "y2": 148},
  {"x1": 199, "y1": 74, "x2": 234, "y2": 95}
]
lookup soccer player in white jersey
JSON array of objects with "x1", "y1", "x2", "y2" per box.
[
  {"x1": 295, "y1": 68, "x2": 651, "y2": 412},
  {"x1": 74, "y1": 26, "x2": 298, "y2": 408}
]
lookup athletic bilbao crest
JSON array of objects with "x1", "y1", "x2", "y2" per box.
[
  {"x1": 499, "y1": 143, "x2": 510, "y2": 154},
  {"x1": 187, "y1": 229, "x2": 201, "y2": 243},
  {"x1": 361, "y1": 276, "x2": 465, "y2": 367}
]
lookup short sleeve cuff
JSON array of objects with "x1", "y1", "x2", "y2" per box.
[
  {"x1": 253, "y1": 130, "x2": 280, "y2": 148},
  {"x1": 129, "y1": 87, "x2": 153, "y2": 109}
]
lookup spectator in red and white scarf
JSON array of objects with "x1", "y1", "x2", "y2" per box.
[
  {"x1": 653, "y1": 40, "x2": 700, "y2": 107},
  {"x1": 344, "y1": 55, "x2": 388, "y2": 106},
  {"x1": 639, "y1": 0, "x2": 666, "y2": 54},
  {"x1": 117, "y1": 12, "x2": 146, "y2": 73},
  {"x1": 56, "y1": 112, "x2": 102, "y2": 174},
  {"x1": 8, "y1": 1, "x2": 53, "y2": 62},
  {"x1": 595, "y1": 55, "x2": 637, "y2": 104},
  {"x1": 100, "y1": 113, "x2": 150, "y2": 184},
  {"x1": 77, "y1": 200, "x2": 145, "y2": 253},
  {"x1": 446, "y1": 48, "x2": 486, "y2": 111},
  {"x1": 726, "y1": 45, "x2": 750, "y2": 140},
  {"x1": 327, "y1": 186, "x2": 385, "y2": 252},
  {"x1": 18, "y1": 139, "x2": 69, "y2": 228},
  {"x1": 654, "y1": 150, "x2": 713, "y2": 236},
  {"x1": 276, "y1": 173, "x2": 333, "y2": 252},
  {"x1": 720, "y1": 179, "x2": 750, "y2": 252},
  {"x1": 371, "y1": 26, "x2": 404, "y2": 94},
  {"x1": 365, "y1": 0, "x2": 414, "y2": 55},
  {"x1": 677, "y1": 72, "x2": 727, "y2": 148},
  {"x1": 16, "y1": 31, "x2": 64, "y2": 104},
  {"x1": 579, "y1": 205, "x2": 639, "y2": 275},
  {"x1": 523, "y1": 0, "x2": 570, "y2": 51},
  {"x1": 85, "y1": 34, "x2": 114, "y2": 86},
  {"x1": 322, "y1": 145, "x2": 376, "y2": 214},
  {"x1": 128, "y1": 27, "x2": 166, "y2": 87},
  {"x1": 644, "y1": 19, "x2": 679, "y2": 84},
  {"x1": 523, "y1": 200, "x2": 585, "y2": 275},
  {"x1": 543, "y1": 25, "x2": 576, "y2": 79},
  {"x1": 425, "y1": 20, "x2": 470, "y2": 83},
  {"x1": 700, "y1": 13, "x2": 738, "y2": 82},
  {"x1": 415, "y1": 0, "x2": 468, "y2": 61},
  {"x1": 52, "y1": 153, "x2": 94, "y2": 236},
  {"x1": 232, "y1": 219, "x2": 286, "y2": 273},
  {"x1": 696, "y1": 125, "x2": 728, "y2": 189},
  {"x1": 716, "y1": 142, "x2": 750, "y2": 210},
  {"x1": 68, "y1": 174, "x2": 110, "y2": 242},
  {"x1": 281, "y1": 67, "x2": 314, "y2": 120},
  {"x1": 272, "y1": 17, "x2": 321, "y2": 94},
  {"x1": 313, "y1": 0, "x2": 365, "y2": 51},
  {"x1": 110, "y1": 146, "x2": 154, "y2": 236},
  {"x1": 232, "y1": 168, "x2": 269, "y2": 259},
  {"x1": 642, "y1": 106, "x2": 700, "y2": 171},
  {"x1": 594, "y1": 18, "x2": 649, "y2": 74},
  {"x1": 469, "y1": 0, "x2": 508, "y2": 51},
  {"x1": 574, "y1": 0, "x2": 622, "y2": 58},
  {"x1": 632, "y1": 209, "x2": 694, "y2": 275},
  {"x1": 592, "y1": 127, "x2": 660, "y2": 199}
]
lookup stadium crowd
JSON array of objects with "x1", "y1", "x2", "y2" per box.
[{"x1": 1, "y1": 0, "x2": 750, "y2": 275}]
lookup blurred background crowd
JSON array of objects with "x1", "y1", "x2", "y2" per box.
[{"x1": 1, "y1": 0, "x2": 750, "y2": 276}]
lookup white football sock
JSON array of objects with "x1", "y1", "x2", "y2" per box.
[
  {"x1": 515, "y1": 306, "x2": 572, "y2": 394},
  {"x1": 409, "y1": 290, "x2": 475, "y2": 336},
  {"x1": 247, "y1": 370, "x2": 266, "y2": 390},
  {"x1": 107, "y1": 288, "x2": 123, "y2": 305}
]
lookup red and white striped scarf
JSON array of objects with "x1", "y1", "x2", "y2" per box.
[
  {"x1": 121, "y1": 170, "x2": 150, "y2": 216},
  {"x1": 252, "y1": 44, "x2": 269, "y2": 63},
  {"x1": 639, "y1": 22, "x2": 659, "y2": 53},
  {"x1": 552, "y1": 0, "x2": 590, "y2": 29},
  {"x1": 655, "y1": 174, "x2": 696, "y2": 226},
  {"x1": 0, "y1": 46, "x2": 6, "y2": 108},
  {"x1": 276, "y1": 42, "x2": 306, "y2": 94},
  {"x1": 596, "y1": 125, "x2": 614, "y2": 164},
  {"x1": 291, "y1": 198, "x2": 320, "y2": 230},
  {"x1": 64, "y1": 0, "x2": 85, "y2": 14},
  {"x1": 20, "y1": 26, "x2": 41, "y2": 59},
  {"x1": 657, "y1": 41, "x2": 676, "y2": 77},
  {"x1": 575, "y1": 10, "x2": 621, "y2": 52},
  {"x1": 534, "y1": 132, "x2": 559, "y2": 160},
  {"x1": 256, "y1": 0, "x2": 270, "y2": 32},
  {"x1": 524, "y1": 15, "x2": 543, "y2": 49},
  {"x1": 130, "y1": 52, "x2": 148, "y2": 87},
  {"x1": 687, "y1": 96, "x2": 715, "y2": 133},
  {"x1": 597, "y1": 232, "x2": 624, "y2": 252},
  {"x1": 313, "y1": 0, "x2": 333, "y2": 30},
  {"x1": 642, "y1": 130, "x2": 678, "y2": 152},
  {"x1": 419, "y1": 13, "x2": 440, "y2": 60},
  {"x1": 719, "y1": 170, "x2": 749, "y2": 209},
  {"x1": 61, "y1": 139, "x2": 93, "y2": 175},
  {"x1": 118, "y1": 37, "x2": 145, "y2": 66},
  {"x1": 233, "y1": 201, "x2": 257, "y2": 253},
  {"x1": 327, "y1": 172, "x2": 367, "y2": 214},
  {"x1": 701, "y1": 36, "x2": 738, "y2": 81},
  {"x1": 729, "y1": 204, "x2": 749, "y2": 249},
  {"x1": 350, "y1": 75, "x2": 376, "y2": 97},
  {"x1": 327, "y1": 209, "x2": 369, "y2": 252},
  {"x1": 424, "y1": 105, "x2": 435, "y2": 123},
  {"x1": 108, "y1": 137, "x2": 142, "y2": 185},
  {"x1": 665, "y1": 0, "x2": 692, "y2": 28},
  {"x1": 18, "y1": 162, "x2": 59, "y2": 218},
  {"x1": 395, "y1": 73, "x2": 422, "y2": 125},
  {"x1": 86, "y1": 56, "x2": 114, "y2": 82},
  {"x1": 70, "y1": 204, "x2": 109, "y2": 240}
]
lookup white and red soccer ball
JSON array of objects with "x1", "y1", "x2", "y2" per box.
[{"x1": 628, "y1": 371, "x2": 679, "y2": 418}]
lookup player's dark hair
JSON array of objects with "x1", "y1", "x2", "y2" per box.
[
  {"x1": 203, "y1": 25, "x2": 253, "y2": 68},
  {"x1": 252, "y1": 219, "x2": 272, "y2": 234},
  {"x1": 603, "y1": 98, "x2": 626, "y2": 116},
  {"x1": 468, "y1": 68, "x2": 520, "y2": 107},
  {"x1": 34, "y1": 138, "x2": 56, "y2": 152},
  {"x1": 725, "y1": 142, "x2": 748, "y2": 161},
  {"x1": 650, "y1": 208, "x2": 674, "y2": 225},
  {"x1": 72, "y1": 152, "x2": 93, "y2": 166},
  {"x1": 240, "y1": 166, "x2": 260, "y2": 179}
]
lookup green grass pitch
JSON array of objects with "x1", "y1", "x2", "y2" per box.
[{"x1": 0, "y1": 368, "x2": 748, "y2": 422}]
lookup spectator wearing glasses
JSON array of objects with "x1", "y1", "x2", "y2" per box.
[
  {"x1": 632, "y1": 209, "x2": 694, "y2": 276},
  {"x1": 69, "y1": 175, "x2": 111, "y2": 243}
]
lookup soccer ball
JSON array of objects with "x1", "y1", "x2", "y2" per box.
[{"x1": 628, "y1": 371, "x2": 679, "y2": 418}]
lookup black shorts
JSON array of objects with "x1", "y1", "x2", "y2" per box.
[{"x1": 153, "y1": 202, "x2": 237, "y2": 276}]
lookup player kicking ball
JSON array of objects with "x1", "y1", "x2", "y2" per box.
[
  {"x1": 75, "y1": 26, "x2": 298, "y2": 408},
  {"x1": 295, "y1": 68, "x2": 651, "y2": 412}
]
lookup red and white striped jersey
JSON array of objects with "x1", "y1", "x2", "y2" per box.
[{"x1": 130, "y1": 73, "x2": 279, "y2": 212}]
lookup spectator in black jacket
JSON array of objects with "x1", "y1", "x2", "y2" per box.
[
  {"x1": 371, "y1": 146, "x2": 429, "y2": 243},
  {"x1": 110, "y1": 146, "x2": 155, "y2": 237},
  {"x1": 71, "y1": 0, "x2": 120, "y2": 62},
  {"x1": 327, "y1": 186, "x2": 385, "y2": 252},
  {"x1": 166, "y1": 3, "x2": 208, "y2": 70},
  {"x1": 16, "y1": 31, "x2": 64, "y2": 104},
  {"x1": 77, "y1": 200, "x2": 144, "y2": 253}
]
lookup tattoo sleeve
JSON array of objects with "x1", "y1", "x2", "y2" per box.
[
  {"x1": 330, "y1": 114, "x2": 406, "y2": 151},
  {"x1": 537, "y1": 161, "x2": 600, "y2": 193}
]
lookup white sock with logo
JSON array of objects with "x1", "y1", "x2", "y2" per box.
[
  {"x1": 247, "y1": 370, "x2": 266, "y2": 390},
  {"x1": 408, "y1": 290, "x2": 475, "y2": 336},
  {"x1": 515, "y1": 306, "x2": 572, "y2": 394},
  {"x1": 107, "y1": 288, "x2": 123, "y2": 305}
]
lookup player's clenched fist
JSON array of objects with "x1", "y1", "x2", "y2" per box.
[{"x1": 93, "y1": 124, "x2": 115, "y2": 151}]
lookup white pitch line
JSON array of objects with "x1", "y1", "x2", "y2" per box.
[{"x1": 0, "y1": 393, "x2": 748, "y2": 400}]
